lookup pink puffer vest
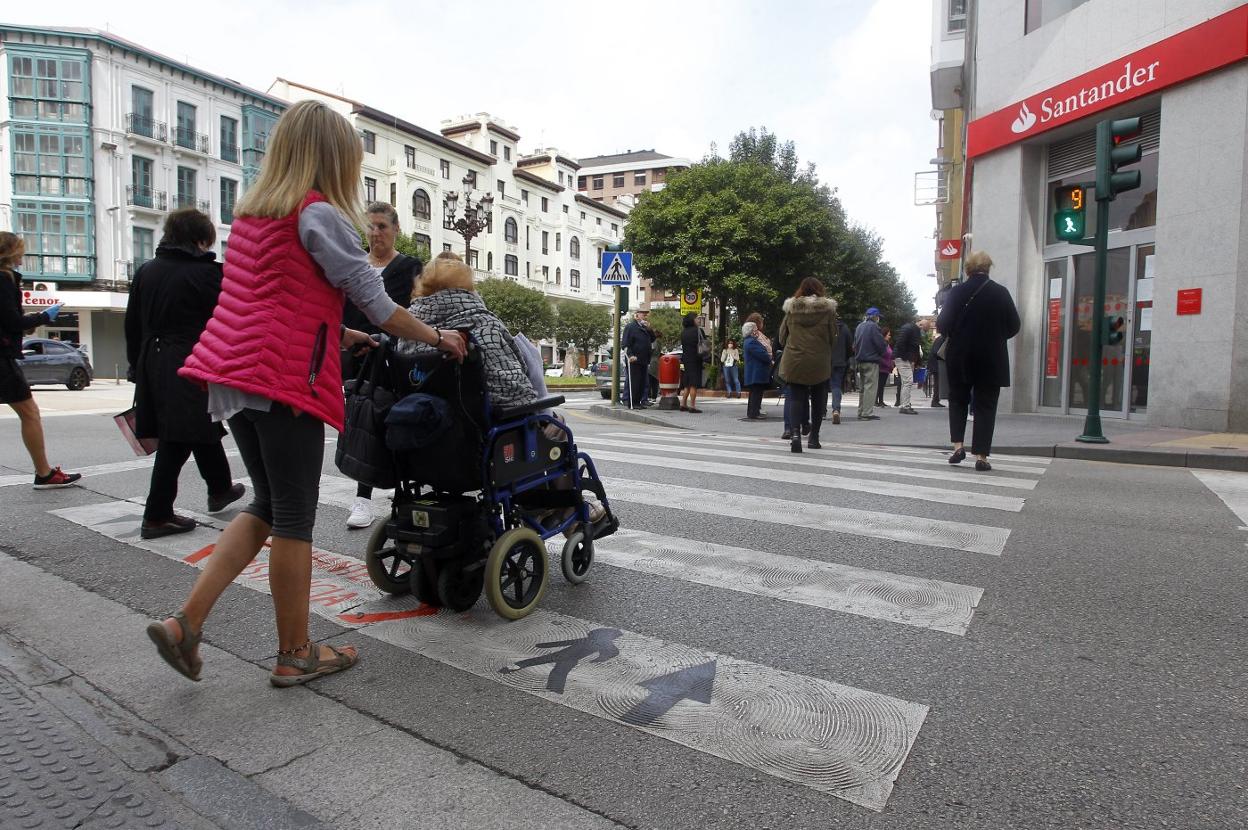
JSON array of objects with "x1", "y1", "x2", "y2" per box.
[{"x1": 179, "y1": 191, "x2": 346, "y2": 430}]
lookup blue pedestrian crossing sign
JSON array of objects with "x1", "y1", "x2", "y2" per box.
[{"x1": 600, "y1": 251, "x2": 633, "y2": 286}]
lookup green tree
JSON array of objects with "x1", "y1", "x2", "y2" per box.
[
  {"x1": 477, "y1": 278, "x2": 554, "y2": 340},
  {"x1": 645, "y1": 307, "x2": 684, "y2": 352},
  {"x1": 552, "y1": 299, "x2": 611, "y2": 372}
]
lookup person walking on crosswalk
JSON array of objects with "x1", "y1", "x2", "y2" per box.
[
  {"x1": 778, "y1": 278, "x2": 839, "y2": 453},
  {"x1": 145, "y1": 100, "x2": 466, "y2": 687},
  {"x1": 936, "y1": 250, "x2": 1020, "y2": 472},
  {"x1": 852, "y1": 307, "x2": 887, "y2": 420},
  {"x1": 0, "y1": 232, "x2": 81, "y2": 490}
]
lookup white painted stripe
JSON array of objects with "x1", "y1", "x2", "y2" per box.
[
  {"x1": 602, "y1": 477, "x2": 1010, "y2": 556},
  {"x1": 584, "y1": 528, "x2": 983, "y2": 635},
  {"x1": 366, "y1": 608, "x2": 927, "y2": 810},
  {"x1": 0, "y1": 449, "x2": 243, "y2": 489},
  {"x1": 604, "y1": 431, "x2": 1048, "y2": 476},
  {"x1": 47, "y1": 500, "x2": 423, "y2": 626},
  {"x1": 587, "y1": 449, "x2": 1025, "y2": 513},
  {"x1": 1193, "y1": 470, "x2": 1248, "y2": 529},
  {"x1": 578, "y1": 436, "x2": 1038, "y2": 490},
  {"x1": 618, "y1": 431, "x2": 1053, "y2": 467}
]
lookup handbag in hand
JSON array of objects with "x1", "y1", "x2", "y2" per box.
[{"x1": 335, "y1": 345, "x2": 397, "y2": 490}]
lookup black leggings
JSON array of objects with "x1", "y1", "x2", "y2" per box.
[
  {"x1": 746, "y1": 384, "x2": 767, "y2": 418},
  {"x1": 228, "y1": 405, "x2": 325, "y2": 541},
  {"x1": 144, "y1": 440, "x2": 233, "y2": 521},
  {"x1": 788, "y1": 381, "x2": 829, "y2": 437},
  {"x1": 947, "y1": 381, "x2": 1001, "y2": 456}
]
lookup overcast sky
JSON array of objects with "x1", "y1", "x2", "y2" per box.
[{"x1": 11, "y1": 0, "x2": 940, "y2": 312}]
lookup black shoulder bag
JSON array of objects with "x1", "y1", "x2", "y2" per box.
[
  {"x1": 335, "y1": 343, "x2": 397, "y2": 490},
  {"x1": 936, "y1": 279, "x2": 989, "y2": 360}
]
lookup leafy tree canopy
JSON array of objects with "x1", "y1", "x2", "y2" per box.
[
  {"x1": 477, "y1": 278, "x2": 554, "y2": 340},
  {"x1": 551, "y1": 299, "x2": 611, "y2": 353}
]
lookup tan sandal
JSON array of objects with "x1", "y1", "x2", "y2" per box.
[
  {"x1": 146, "y1": 612, "x2": 202, "y2": 682},
  {"x1": 270, "y1": 641, "x2": 358, "y2": 688}
]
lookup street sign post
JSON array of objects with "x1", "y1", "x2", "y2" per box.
[
  {"x1": 601, "y1": 251, "x2": 633, "y2": 286},
  {"x1": 602, "y1": 246, "x2": 631, "y2": 405}
]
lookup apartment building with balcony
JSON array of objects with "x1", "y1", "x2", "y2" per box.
[
  {"x1": 923, "y1": 0, "x2": 969, "y2": 310},
  {"x1": 1, "y1": 24, "x2": 283, "y2": 375}
]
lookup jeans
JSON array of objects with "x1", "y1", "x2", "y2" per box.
[
  {"x1": 828, "y1": 367, "x2": 845, "y2": 413},
  {"x1": 788, "y1": 381, "x2": 828, "y2": 439},
  {"x1": 144, "y1": 440, "x2": 233, "y2": 522},
  {"x1": 857, "y1": 364, "x2": 878, "y2": 417},
  {"x1": 948, "y1": 380, "x2": 1001, "y2": 455},
  {"x1": 722, "y1": 364, "x2": 741, "y2": 394},
  {"x1": 896, "y1": 359, "x2": 914, "y2": 408}
]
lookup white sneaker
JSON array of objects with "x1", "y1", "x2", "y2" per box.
[{"x1": 346, "y1": 497, "x2": 374, "y2": 529}]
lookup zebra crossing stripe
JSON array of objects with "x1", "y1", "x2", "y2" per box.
[
  {"x1": 601, "y1": 431, "x2": 1048, "y2": 476},
  {"x1": 602, "y1": 477, "x2": 1011, "y2": 555},
  {"x1": 47, "y1": 500, "x2": 425, "y2": 627},
  {"x1": 365, "y1": 607, "x2": 927, "y2": 810},
  {"x1": 577, "y1": 436, "x2": 1038, "y2": 491},
  {"x1": 583, "y1": 528, "x2": 983, "y2": 635},
  {"x1": 587, "y1": 449, "x2": 1025, "y2": 513}
]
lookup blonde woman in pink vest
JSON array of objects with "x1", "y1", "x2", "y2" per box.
[{"x1": 145, "y1": 100, "x2": 466, "y2": 687}]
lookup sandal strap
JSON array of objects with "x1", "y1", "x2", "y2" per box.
[
  {"x1": 275, "y1": 642, "x2": 351, "y2": 672},
  {"x1": 170, "y1": 611, "x2": 201, "y2": 650}
]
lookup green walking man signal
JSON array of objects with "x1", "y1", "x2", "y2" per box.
[{"x1": 1053, "y1": 185, "x2": 1086, "y2": 241}]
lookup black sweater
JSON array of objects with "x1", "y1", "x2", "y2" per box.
[{"x1": 1, "y1": 271, "x2": 50, "y2": 359}]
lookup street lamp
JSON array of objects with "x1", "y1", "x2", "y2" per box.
[{"x1": 442, "y1": 174, "x2": 493, "y2": 266}]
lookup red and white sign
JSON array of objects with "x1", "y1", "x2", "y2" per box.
[
  {"x1": 968, "y1": 5, "x2": 1248, "y2": 158},
  {"x1": 937, "y1": 239, "x2": 962, "y2": 260},
  {"x1": 1045, "y1": 298, "x2": 1062, "y2": 379},
  {"x1": 1176, "y1": 288, "x2": 1203, "y2": 315},
  {"x1": 21, "y1": 290, "x2": 128, "y2": 311}
]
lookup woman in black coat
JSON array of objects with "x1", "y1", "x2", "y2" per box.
[
  {"x1": 935, "y1": 250, "x2": 1021, "y2": 471},
  {"x1": 125, "y1": 209, "x2": 243, "y2": 537},
  {"x1": 678, "y1": 312, "x2": 704, "y2": 413}
]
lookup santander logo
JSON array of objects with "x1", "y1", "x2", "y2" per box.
[
  {"x1": 940, "y1": 242, "x2": 960, "y2": 257},
  {"x1": 1011, "y1": 102, "x2": 1037, "y2": 134}
]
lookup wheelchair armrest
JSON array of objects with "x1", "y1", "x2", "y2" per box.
[{"x1": 494, "y1": 395, "x2": 565, "y2": 422}]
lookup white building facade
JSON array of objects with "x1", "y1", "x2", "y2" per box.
[
  {"x1": 958, "y1": 1, "x2": 1248, "y2": 431},
  {"x1": 1, "y1": 25, "x2": 283, "y2": 376}
]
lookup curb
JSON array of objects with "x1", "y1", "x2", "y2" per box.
[
  {"x1": 587, "y1": 404, "x2": 689, "y2": 430},
  {"x1": 891, "y1": 441, "x2": 1248, "y2": 472}
]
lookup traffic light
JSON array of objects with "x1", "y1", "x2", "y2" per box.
[
  {"x1": 1105, "y1": 315, "x2": 1126, "y2": 346},
  {"x1": 1053, "y1": 185, "x2": 1086, "y2": 241},
  {"x1": 1095, "y1": 117, "x2": 1142, "y2": 201}
]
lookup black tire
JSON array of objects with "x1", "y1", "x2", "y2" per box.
[
  {"x1": 66, "y1": 368, "x2": 89, "y2": 391},
  {"x1": 599, "y1": 389, "x2": 611, "y2": 399},
  {"x1": 363, "y1": 521, "x2": 411, "y2": 595},
  {"x1": 408, "y1": 556, "x2": 439, "y2": 605},
  {"x1": 484, "y1": 528, "x2": 548, "y2": 620},
  {"x1": 560, "y1": 531, "x2": 593, "y2": 585},
  {"x1": 436, "y1": 562, "x2": 485, "y2": 612}
]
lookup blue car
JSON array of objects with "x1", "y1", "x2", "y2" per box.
[{"x1": 19, "y1": 338, "x2": 94, "y2": 390}]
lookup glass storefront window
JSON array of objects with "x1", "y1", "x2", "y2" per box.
[
  {"x1": 1040, "y1": 260, "x2": 1067, "y2": 407},
  {"x1": 1069, "y1": 248, "x2": 1130, "y2": 411},
  {"x1": 1130, "y1": 245, "x2": 1155, "y2": 413}
]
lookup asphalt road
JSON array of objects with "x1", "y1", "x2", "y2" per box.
[{"x1": 1, "y1": 389, "x2": 1245, "y2": 829}]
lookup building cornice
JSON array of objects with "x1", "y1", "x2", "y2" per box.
[
  {"x1": 353, "y1": 104, "x2": 496, "y2": 167},
  {"x1": 513, "y1": 167, "x2": 564, "y2": 193},
  {"x1": 575, "y1": 192, "x2": 628, "y2": 219}
]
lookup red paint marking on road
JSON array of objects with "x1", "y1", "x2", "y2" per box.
[
  {"x1": 184, "y1": 545, "x2": 215, "y2": 564},
  {"x1": 337, "y1": 607, "x2": 437, "y2": 625}
]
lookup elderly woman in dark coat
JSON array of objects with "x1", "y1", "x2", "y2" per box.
[
  {"x1": 935, "y1": 250, "x2": 1021, "y2": 471},
  {"x1": 125, "y1": 209, "x2": 244, "y2": 538},
  {"x1": 678, "y1": 312, "x2": 705, "y2": 413}
]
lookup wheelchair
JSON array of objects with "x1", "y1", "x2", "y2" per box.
[{"x1": 362, "y1": 339, "x2": 619, "y2": 620}]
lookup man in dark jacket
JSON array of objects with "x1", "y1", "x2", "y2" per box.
[
  {"x1": 827, "y1": 317, "x2": 853, "y2": 424},
  {"x1": 936, "y1": 251, "x2": 1021, "y2": 470},
  {"x1": 852, "y1": 307, "x2": 887, "y2": 420},
  {"x1": 893, "y1": 318, "x2": 922, "y2": 414},
  {"x1": 621, "y1": 309, "x2": 656, "y2": 407}
]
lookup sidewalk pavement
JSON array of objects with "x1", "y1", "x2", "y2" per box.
[
  {"x1": 0, "y1": 382, "x2": 136, "y2": 420},
  {"x1": 0, "y1": 552, "x2": 622, "y2": 830},
  {"x1": 589, "y1": 391, "x2": 1248, "y2": 472}
]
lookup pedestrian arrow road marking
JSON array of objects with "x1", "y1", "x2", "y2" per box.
[{"x1": 622, "y1": 660, "x2": 717, "y2": 727}]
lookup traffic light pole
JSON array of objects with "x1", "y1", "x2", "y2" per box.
[{"x1": 1077, "y1": 184, "x2": 1112, "y2": 443}]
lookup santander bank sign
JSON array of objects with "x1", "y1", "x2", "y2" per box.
[{"x1": 967, "y1": 5, "x2": 1248, "y2": 158}]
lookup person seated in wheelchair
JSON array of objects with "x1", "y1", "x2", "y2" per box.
[{"x1": 394, "y1": 252, "x2": 605, "y2": 529}]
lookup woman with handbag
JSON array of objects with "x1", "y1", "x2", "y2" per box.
[
  {"x1": 341, "y1": 201, "x2": 423, "y2": 529},
  {"x1": 679, "y1": 312, "x2": 705, "y2": 413},
  {"x1": 145, "y1": 100, "x2": 466, "y2": 688},
  {"x1": 125, "y1": 209, "x2": 245, "y2": 538},
  {"x1": 935, "y1": 251, "x2": 1021, "y2": 471}
]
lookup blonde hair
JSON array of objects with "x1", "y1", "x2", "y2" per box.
[
  {"x1": 0, "y1": 232, "x2": 25, "y2": 282},
  {"x1": 416, "y1": 251, "x2": 475, "y2": 296},
  {"x1": 964, "y1": 250, "x2": 993, "y2": 275},
  {"x1": 234, "y1": 100, "x2": 364, "y2": 221}
]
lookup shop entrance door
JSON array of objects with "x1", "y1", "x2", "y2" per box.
[{"x1": 1069, "y1": 248, "x2": 1131, "y2": 413}]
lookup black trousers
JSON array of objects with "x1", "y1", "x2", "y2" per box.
[
  {"x1": 788, "y1": 381, "x2": 828, "y2": 438},
  {"x1": 144, "y1": 439, "x2": 233, "y2": 521},
  {"x1": 746, "y1": 384, "x2": 767, "y2": 418},
  {"x1": 628, "y1": 358, "x2": 649, "y2": 406},
  {"x1": 947, "y1": 380, "x2": 1001, "y2": 456}
]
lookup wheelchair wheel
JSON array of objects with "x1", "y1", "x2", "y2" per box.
[
  {"x1": 560, "y1": 531, "x2": 593, "y2": 585},
  {"x1": 436, "y1": 562, "x2": 485, "y2": 612},
  {"x1": 484, "y1": 528, "x2": 548, "y2": 620},
  {"x1": 364, "y1": 521, "x2": 410, "y2": 595}
]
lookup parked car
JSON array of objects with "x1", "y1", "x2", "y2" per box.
[
  {"x1": 544, "y1": 363, "x2": 592, "y2": 379},
  {"x1": 592, "y1": 354, "x2": 668, "y2": 400},
  {"x1": 19, "y1": 338, "x2": 93, "y2": 391}
]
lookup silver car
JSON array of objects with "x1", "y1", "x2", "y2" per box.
[{"x1": 19, "y1": 338, "x2": 94, "y2": 391}]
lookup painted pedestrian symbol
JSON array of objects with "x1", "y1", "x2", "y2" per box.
[
  {"x1": 605, "y1": 258, "x2": 627, "y2": 282},
  {"x1": 1063, "y1": 216, "x2": 1077, "y2": 235},
  {"x1": 600, "y1": 251, "x2": 633, "y2": 285},
  {"x1": 622, "y1": 659, "x2": 717, "y2": 727},
  {"x1": 501, "y1": 628, "x2": 622, "y2": 693}
]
